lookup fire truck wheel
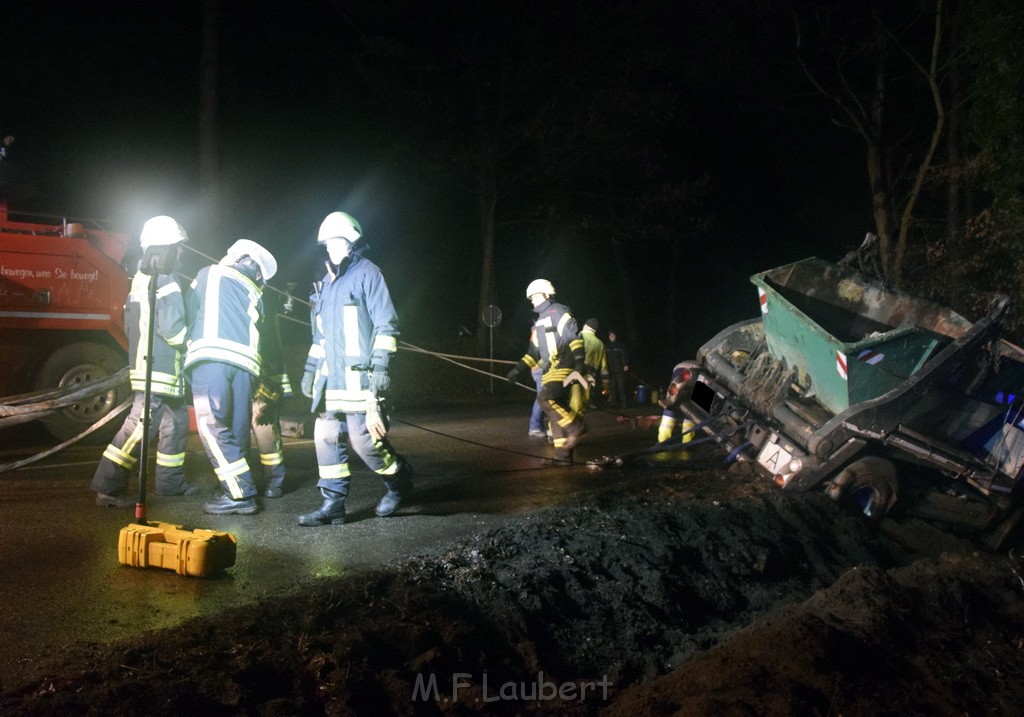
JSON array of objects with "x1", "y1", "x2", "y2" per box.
[
  {"x1": 835, "y1": 456, "x2": 899, "y2": 522},
  {"x1": 35, "y1": 342, "x2": 128, "y2": 444}
]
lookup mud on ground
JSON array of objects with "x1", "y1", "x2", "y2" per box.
[{"x1": 3, "y1": 468, "x2": 1024, "y2": 716}]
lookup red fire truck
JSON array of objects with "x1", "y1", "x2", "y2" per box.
[{"x1": 0, "y1": 203, "x2": 131, "y2": 440}]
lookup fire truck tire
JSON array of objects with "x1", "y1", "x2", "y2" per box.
[
  {"x1": 35, "y1": 342, "x2": 127, "y2": 443},
  {"x1": 834, "y1": 456, "x2": 899, "y2": 522}
]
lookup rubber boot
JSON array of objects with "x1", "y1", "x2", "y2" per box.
[
  {"x1": 375, "y1": 490, "x2": 403, "y2": 517},
  {"x1": 376, "y1": 465, "x2": 413, "y2": 517},
  {"x1": 298, "y1": 488, "x2": 347, "y2": 526}
]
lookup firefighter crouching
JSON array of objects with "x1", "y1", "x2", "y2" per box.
[
  {"x1": 92, "y1": 216, "x2": 199, "y2": 507},
  {"x1": 298, "y1": 211, "x2": 413, "y2": 527},
  {"x1": 506, "y1": 279, "x2": 589, "y2": 464},
  {"x1": 658, "y1": 361, "x2": 697, "y2": 452},
  {"x1": 185, "y1": 238, "x2": 278, "y2": 516}
]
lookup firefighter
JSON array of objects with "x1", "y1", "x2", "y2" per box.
[
  {"x1": 506, "y1": 279, "x2": 588, "y2": 463},
  {"x1": 657, "y1": 361, "x2": 696, "y2": 451},
  {"x1": 298, "y1": 211, "x2": 413, "y2": 527},
  {"x1": 92, "y1": 215, "x2": 198, "y2": 507},
  {"x1": 251, "y1": 288, "x2": 293, "y2": 498},
  {"x1": 185, "y1": 238, "x2": 277, "y2": 515},
  {"x1": 569, "y1": 317, "x2": 608, "y2": 418}
]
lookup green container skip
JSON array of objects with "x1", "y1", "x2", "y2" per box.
[{"x1": 750, "y1": 258, "x2": 974, "y2": 415}]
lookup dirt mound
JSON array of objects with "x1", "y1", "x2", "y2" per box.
[{"x1": 3, "y1": 473, "x2": 1024, "y2": 715}]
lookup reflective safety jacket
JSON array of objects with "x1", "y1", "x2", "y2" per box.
[
  {"x1": 125, "y1": 270, "x2": 188, "y2": 397},
  {"x1": 517, "y1": 299, "x2": 585, "y2": 385},
  {"x1": 580, "y1": 327, "x2": 608, "y2": 383},
  {"x1": 303, "y1": 254, "x2": 399, "y2": 413},
  {"x1": 184, "y1": 264, "x2": 265, "y2": 377}
]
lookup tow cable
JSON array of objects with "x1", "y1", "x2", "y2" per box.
[{"x1": 586, "y1": 416, "x2": 753, "y2": 471}]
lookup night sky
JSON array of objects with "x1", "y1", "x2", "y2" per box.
[{"x1": 4, "y1": 1, "x2": 870, "y2": 380}]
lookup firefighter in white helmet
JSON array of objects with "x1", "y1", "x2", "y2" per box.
[
  {"x1": 506, "y1": 279, "x2": 588, "y2": 463},
  {"x1": 297, "y1": 211, "x2": 413, "y2": 527},
  {"x1": 185, "y1": 237, "x2": 278, "y2": 515},
  {"x1": 92, "y1": 215, "x2": 199, "y2": 507}
]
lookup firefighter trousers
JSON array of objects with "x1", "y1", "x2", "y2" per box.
[
  {"x1": 252, "y1": 411, "x2": 286, "y2": 491},
  {"x1": 313, "y1": 411, "x2": 412, "y2": 496},
  {"x1": 91, "y1": 392, "x2": 188, "y2": 497},
  {"x1": 538, "y1": 380, "x2": 583, "y2": 460},
  {"x1": 190, "y1": 362, "x2": 257, "y2": 500}
]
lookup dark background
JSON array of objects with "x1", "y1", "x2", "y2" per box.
[{"x1": 3, "y1": 1, "x2": 870, "y2": 383}]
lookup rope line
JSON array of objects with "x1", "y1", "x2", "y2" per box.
[{"x1": 392, "y1": 417, "x2": 572, "y2": 465}]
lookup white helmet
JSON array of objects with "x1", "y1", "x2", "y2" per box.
[
  {"x1": 317, "y1": 211, "x2": 363, "y2": 244},
  {"x1": 221, "y1": 238, "x2": 278, "y2": 281},
  {"x1": 525, "y1": 278, "x2": 555, "y2": 299},
  {"x1": 140, "y1": 215, "x2": 188, "y2": 249}
]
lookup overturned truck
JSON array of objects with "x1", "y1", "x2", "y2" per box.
[{"x1": 667, "y1": 256, "x2": 1024, "y2": 550}]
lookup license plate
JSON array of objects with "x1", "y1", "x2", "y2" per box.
[{"x1": 757, "y1": 440, "x2": 793, "y2": 476}]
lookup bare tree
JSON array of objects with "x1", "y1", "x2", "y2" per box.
[
  {"x1": 795, "y1": 0, "x2": 947, "y2": 284},
  {"x1": 198, "y1": 0, "x2": 220, "y2": 241}
]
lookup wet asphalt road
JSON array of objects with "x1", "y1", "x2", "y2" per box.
[{"x1": 0, "y1": 402, "x2": 657, "y2": 689}]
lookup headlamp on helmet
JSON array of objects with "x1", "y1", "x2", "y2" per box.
[{"x1": 140, "y1": 215, "x2": 188, "y2": 249}]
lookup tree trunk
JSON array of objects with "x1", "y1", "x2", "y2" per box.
[
  {"x1": 946, "y1": 5, "x2": 964, "y2": 254},
  {"x1": 199, "y1": 0, "x2": 220, "y2": 241}
]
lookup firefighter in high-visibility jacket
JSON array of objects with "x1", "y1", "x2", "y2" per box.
[
  {"x1": 250, "y1": 289, "x2": 293, "y2": 498},
  {"x1": 569, "y1": 317, "x2": 608, "y2": 418},
  {"x1": 297, "y1": 211, "x2": 413, "y2": 527},
  {"x1": 506, "y1": 279, "x2": 588, "y2": 463},
  {"x1": 92, "y1": 216, "x2": 198, "y2": 507},
  {"x1": 185, "y1": 238, "x2": 278, "y2": 516},
  {"x1": 657, "y1": 361, "x2": 697, "y2": 451}
]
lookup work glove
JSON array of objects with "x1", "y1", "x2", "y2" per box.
[
  {"x1": 506, "y1": 367, "x2": 521, "y2": 384},
  {"x1": 300, "y1": 370, "x2": 315, "y2": 398},
  {"x1": 371, "y1": 365, "x2": 391, "y2": 395},
  {"x1": 366, "y1": 396, "x2": 388, "y2": 441}
]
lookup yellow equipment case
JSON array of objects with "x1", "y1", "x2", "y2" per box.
[{"x1": 118, "y1": 521, "x2": 237, "y2": 577}]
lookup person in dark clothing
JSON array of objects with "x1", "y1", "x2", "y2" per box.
[{"x1": 605, "y1": 330, "x2": 630, "y2": 409}]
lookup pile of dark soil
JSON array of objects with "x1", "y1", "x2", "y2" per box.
[{"x1": 3, "y1": 471, "x2": 1024, "y2": 715}]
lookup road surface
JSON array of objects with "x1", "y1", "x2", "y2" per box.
[{"x1": 0, "y1": 402, "x2": 658, "y2": 689}]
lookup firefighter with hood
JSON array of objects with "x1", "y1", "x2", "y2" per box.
[
  {"x1": 92, "y1": 215, "x2": 198, "y2": 507},
  {"x1": 298, "y1": 211, "x2": 413, "y2": 527},
  {"x1": 185, "y1": 238, "x2": 278, "y2": 515},
  {"x1": 506, "y1": 279, "x2": 588, "y2": 463}
]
